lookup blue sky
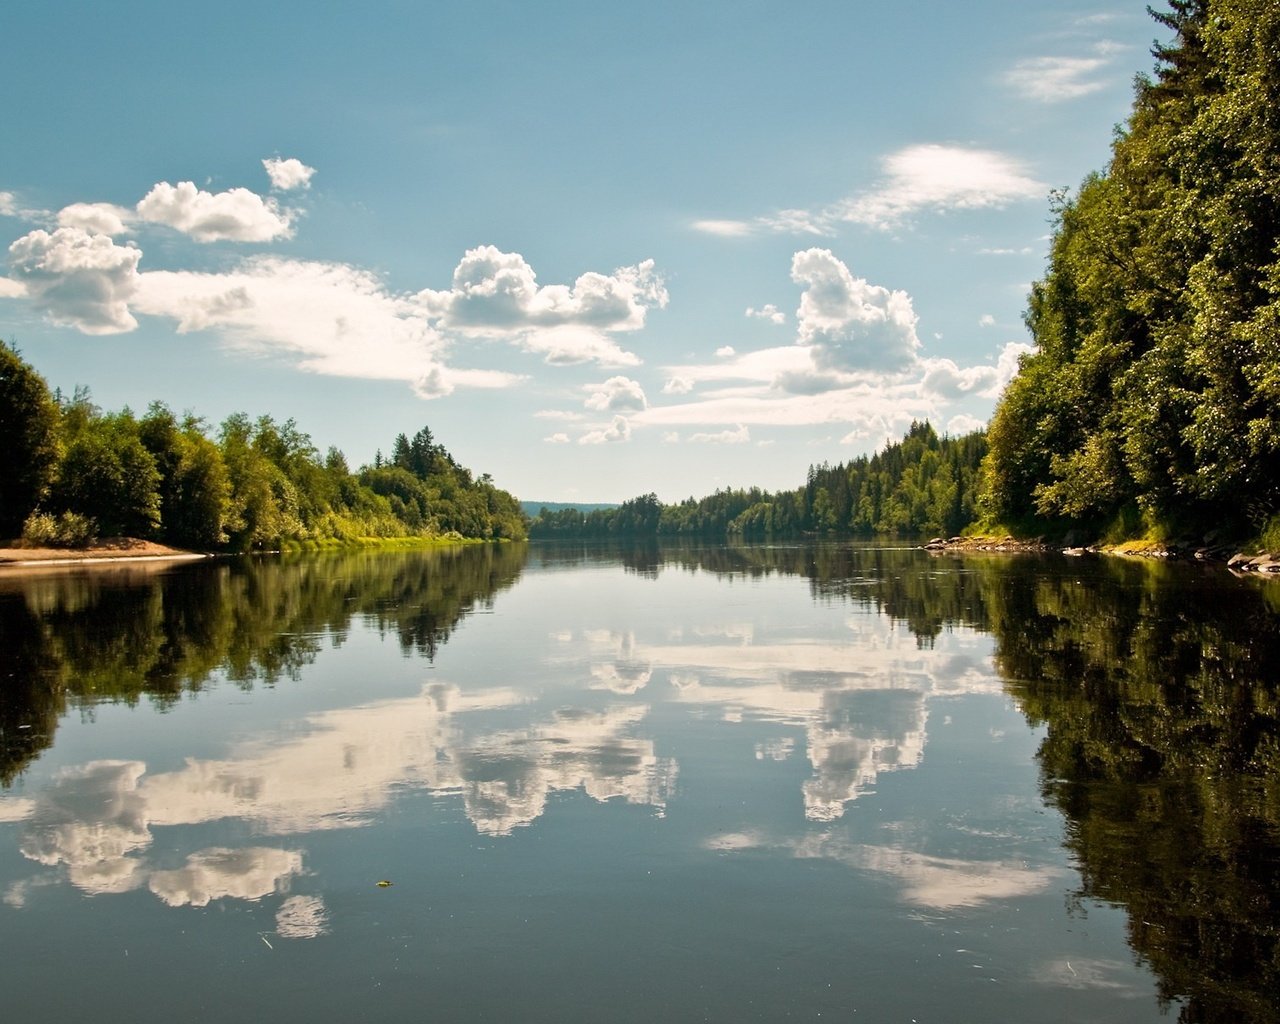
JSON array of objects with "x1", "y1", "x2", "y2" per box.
[{"x1": 1, "y1": 2, "x2": 1169, "y2": 503}]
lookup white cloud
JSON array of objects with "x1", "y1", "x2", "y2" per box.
[
  {"x1": 262, "y1": 157, "x2": 316, "y2": 191},
  {"x1": 920, "y1": 341, "x2": 1032, "y2": 399},
  {"x1": 56, "y1": 202, "x2": 131, "y2": 236},
  {"x1": 792, "y1": 248, "x2": 920, "y2": 373},
  {"x1": 758, "y1": 208, "x2": 833, "y2": 236},
  {"x1": 0, "y1": 277, "x2": 26, "y2": 298},
  {"x1": 662, "y1": 375, "x2": 693, "y2": 395},
  {"x1": 689, "y1": 424, "x2": 750, "y2": 444},
  {"x1": 534, "y1": 409, "x2": 586, "y2": 421},
  {"x1": 419, "y1": 246, "x2": 666, "y2": 334},
  {"x1": 947, "y1": 413, "x2": 985, "y2": 434},
  {"x1": 578, "y1": 415, "x2": 631, "y2": 444},
  {"x1": 585, "y1": 375, "x2": 647, "y2": 412},
  {"x1": 520, "y1": 324, "x2": 641, "y2": 367},
  {"x1": 835, "y1": 145, "x2": 1045, "y2": 229},
  {"x1": 1004, "y1": 55, "x2": 1109, "y2": 102},
  {"x1": 545, "y1": 432, "x2": 570, "y2": 444},
  {"x1": 715, "y1": 345, "x2": 735, "y2": 357},
  {"x1": 662, "y1": 431, "x2": 680, "y2": 443},
  {"x1": 746, "y1": 304, "x2": 786, "y2": 324},
  {"x1": 134, "y1": 256, "x2": 442, "y2": 374},
  {"x1": 414, "y1": 246, "x2": 665, "y2": 366},
  {"x1": 691, "y1": 219, "x2": 753, "y2": 237},
  {"x1": 978, "y1": 313, "x2": 995, "y2": 327},
  {"x1": 0, "y1": 191, "x2": 16, "y2": 217},
  {"x1": 8, "y1": 227, "x2": 142, "y2": 333},
  {"x1": 136, "y1": 180, "x2": 295, "y2": 242},
  {"x1": 701, "y1": 144, "x2": 1045, "y2": 237}
]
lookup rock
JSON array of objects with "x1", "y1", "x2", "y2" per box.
[{"x1": 1228, "y1": 552, "x2": 1252, "y2": 568}]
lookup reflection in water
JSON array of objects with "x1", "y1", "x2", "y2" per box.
[
  {"x1": 706, "y1": 830, "x2": 1059, "y2": 910},
  {"x1": 574, "y1": 624, "x2": 997, "y2": 820},
  {"x1": 3, "y1": 681, "x2": 676, "y2": 911},
  {"x1": 1, "y1": 542, "x2": 1278, "y2": 1020},
  {"x1": 0, "y1": 544, "x2": 529, "y2": 784}
]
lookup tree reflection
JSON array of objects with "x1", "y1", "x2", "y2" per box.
[{"x1": 0, "y1": 545, "x2": 528, "y2": 784}]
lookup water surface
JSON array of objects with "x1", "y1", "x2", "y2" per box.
[{"x1": 1, "y1": 543, "x2": 1277, "y2": 1022}]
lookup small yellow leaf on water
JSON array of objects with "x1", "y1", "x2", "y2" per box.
[{"x1": 376, "y1": 880, "x2": 393, "y2": 887}]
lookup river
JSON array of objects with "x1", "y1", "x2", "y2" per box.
[{"x1": 1, "y1": 542, "x2": 1276, "y2": 1022}]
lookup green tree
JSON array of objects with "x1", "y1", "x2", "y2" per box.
[
  {"x1": 50, "y1": 409, "x2": 162, "y2": 537},
  {"x1": 0, "y1": 341, "x2": 61, "y2": 536}
]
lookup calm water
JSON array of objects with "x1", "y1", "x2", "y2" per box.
[{"x1": 1, "y1": 543, "x2": 1278, "y2": 1023}]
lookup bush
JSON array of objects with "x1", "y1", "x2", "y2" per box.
[{"x1": 21, "y1": 511, "x2": 99, "y2": 548}]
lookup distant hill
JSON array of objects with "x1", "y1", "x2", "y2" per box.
[{"x1": 521, "y1": 501, "x2": 619, "y2": 518}]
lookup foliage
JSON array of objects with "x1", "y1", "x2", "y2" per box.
[
  {"x1": 0, "y1": 359, "x2": 526, "y2": 549},
  {"x1": 0, "y1": 341, "x2": 62, "y2": 537},
  {"x1": 20, "y1": 510, "x2": 98, "y2": 547},
  {"x1": 981, "y1": 0, "x2": 1280, "y2": 541}
]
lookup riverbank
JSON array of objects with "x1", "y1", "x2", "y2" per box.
[
  {"x1": 0, "y1": 532, "x2": 514, "y2": 569},
  {"x1": 0, "y1": 538, "x2": 209, "y2": 567},
  {"x1": 925, "y1": 534, "x2": 1280, "y2": 575}
]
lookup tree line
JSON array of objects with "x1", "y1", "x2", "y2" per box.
[
  {"x1": 530, "y1": 421, "x2": 987, "y2": 540},
  {"x1": 0, "y1": 342, "x2": 527, "y2": 549}
]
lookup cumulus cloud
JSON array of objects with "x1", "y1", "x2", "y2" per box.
[
  {"x1": 136, "y1": 180, "x2": 294, "y2": 242},
  {"x1": 978, "y1": 313, "x2": 995, "y2": 327},
  {"x1": 689, "y1": 425, "x2": 750, "y2": 444},
  {"x1": 662, "y1": 375, "x2": 693, "y2": 395},
  {"x1": 585, "y1": 375, "x2": 647, "y2": 412},
  {"x1": 578, "y1": 415, "x2": 631, "y2": 444},
  {"x1": 8, "y1": 227, "x2": 142, "y2": 333},
  {"x1": 413, "y1": 247, "x2": 665, "y2": 366},
  {"x1": 0, "y1": 277, "x2": 26, "y2": 298},
  {"x1": 792, "y1": 248, "x2": 920, "y2": 373},
  {"x1": 419, "y1": 246, "x2": 666, "y2": 334},
  {"x1": 262, "y1": 157, "x2": 316, "y2": 191},
  {"x1": 0, "y1": 191, "x2": 17, "y2": 217},
  {"x1": 715, "y1": 345, "x2": 735, "y2": 357},
  {"x1": 746, "y1": 304, "x2": 786, "y2": 324},
  {"x1": 545, "y1": 432, "x2": 570, "y2": 444},
  {"x1": 1004, "y1": 55, "x2": 1109, "y2": 102},
  {"x1": 56, "y1": 203, "x2": 130, "y2": 236}
]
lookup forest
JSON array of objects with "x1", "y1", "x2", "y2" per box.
[
  {"x1": 530, "y1": 421, "x2": 987, "y2": 540},
  {"x1": 0, "y1": 342, "x2": 527, "y2": 549}
]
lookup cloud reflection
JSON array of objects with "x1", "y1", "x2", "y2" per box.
[
  {"x1": 1, "y1": 680, "x2": 676, "y2": 914},
  {"x1": 707, "y1": 831, "x2": 1057, "y2": 910},
  {"x1": 565, "y1": 626, "x2": 999, "y2": 821}
]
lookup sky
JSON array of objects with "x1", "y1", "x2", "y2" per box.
[{"x1": 1, "y1": 1, "x2": 1172, "y2": 504}]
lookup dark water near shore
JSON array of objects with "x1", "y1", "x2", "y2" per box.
[{"x1": 1, "y1": 543, "x2": 1278, "y2": 1023}]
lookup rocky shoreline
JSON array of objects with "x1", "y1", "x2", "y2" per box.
[{"x1": 922, "y1": 535, "x2": 1280, "y2": 576}]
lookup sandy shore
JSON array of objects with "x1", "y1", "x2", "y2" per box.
[{"x1": 0, "y1": 538, "x2": 208, "y2": 567}]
